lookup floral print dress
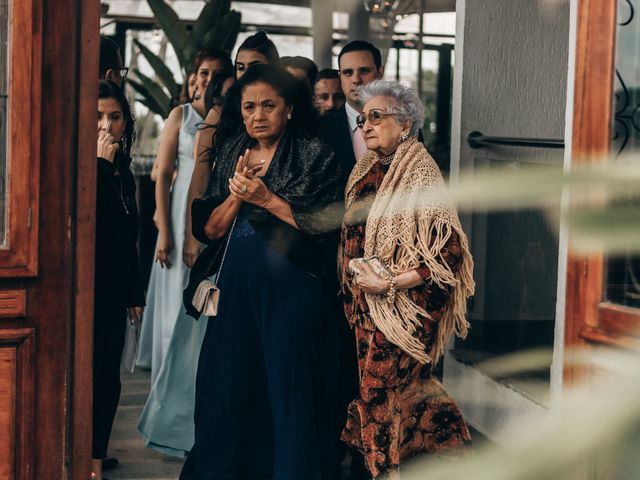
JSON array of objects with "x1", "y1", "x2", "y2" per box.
[{"x1": 340, "y1": 160, "x2": 471, "y2": 477}]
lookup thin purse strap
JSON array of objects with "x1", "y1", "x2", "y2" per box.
[{"x1": 213, "y1": 216, "x2": 237, "y2": 287}]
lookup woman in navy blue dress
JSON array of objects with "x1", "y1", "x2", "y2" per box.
[{"x1": 183, "y1": 64, "x2": 342, "y2": 480}]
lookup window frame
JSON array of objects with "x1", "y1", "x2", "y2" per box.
[
  {"x1": 565, "y1": 0, "x2": 640, "y2": 371},
  {"x1": 0, "y1": 0, "x2": 40, "y2": 277}
]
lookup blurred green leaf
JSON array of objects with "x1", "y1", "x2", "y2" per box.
[
  {"x1": 131, "y1": 0, "x2": 241, "y2": 117},
  {"x1": 131, "y1": 69, "x2": 172, "y2": 118},
  {"x1": 147, "y1": 0, "x2": 197, "y2": 69},
  {"x1": 128, "y1": 78, "x2": 167, "y2": 118},
  {"x1": 563, "y1": 204, "x2": 640, "y2": 254},
  {"x1": 133, "y1": 38, "x2": 181, "y2": 99},
  {"x1": 201, "y1": 11, "x2": 242, "y2": 53},
  {"x1": 192, "y1": 0, "x2": 229, "y2": 46},
  {"x1": 447, "y1": 161, "x2": 640, "y2": 213},
  {"x1": 403, "y1": 349, "x2": 640, "y2": 480}
]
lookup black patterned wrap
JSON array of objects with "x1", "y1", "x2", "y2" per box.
[{"x1": 191, "y1": 125, "x2": 344, "y2": 288}]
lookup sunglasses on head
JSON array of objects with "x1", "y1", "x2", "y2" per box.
[{"x1": 356, "y1": 109, "x2": 399, "y2": 129}]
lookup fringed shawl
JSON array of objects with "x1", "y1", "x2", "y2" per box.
[{"x1": 344, "y1": 137, "x2": 475, "y2": 364}]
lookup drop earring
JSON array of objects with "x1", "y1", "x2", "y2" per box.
[{"x1": 287, "y1": 113, "x2": 292, "y2": 120}]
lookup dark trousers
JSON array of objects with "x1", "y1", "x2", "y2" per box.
[
  {"x1": 93, "y1": 303, "x2": 127, "y2": 459},
  {"x1": 189, "y1": 229, "x2": 337, "y2": 480},
  {"x1": 333, "y1": 298, "x2": 369, "y2": 480}
]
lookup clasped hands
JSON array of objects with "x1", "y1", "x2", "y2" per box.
[
  {"x1": 348, "y1": 259, "x2": 391, "y2": 295},
  {"x1": 228, "y1": 149, "x2": 274, "y2": 208}
]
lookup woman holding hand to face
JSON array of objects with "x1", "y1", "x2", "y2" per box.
[{"x1": 94, "y1": 80, "x2": 145, "y2": 480}]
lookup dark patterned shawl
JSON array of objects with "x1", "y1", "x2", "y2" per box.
[
  {"x1": 202, "y1": 125, "x2": 341, "y2": 235},
  {"x1": 186, "y1": 125, "x2": 342, "y2": 317}
]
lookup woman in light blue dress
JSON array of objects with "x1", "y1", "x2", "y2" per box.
[
  {"x1": 137, "y1": 51, "x2": 230, "y2": 379},
  {"x1": 135, "y1": 98, "x2": 202, "y2": 382},
  {"x1": 136, "y1": 50, "x2": 234, "y2": 457}
]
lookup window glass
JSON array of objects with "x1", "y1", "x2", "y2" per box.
[{"x1": 606, "y1": 0, "x2": 640, "y2": 309}]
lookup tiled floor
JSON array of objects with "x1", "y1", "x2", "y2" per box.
[{"x1": 107, "y1": 369, "x2": 184, "y2": 480}]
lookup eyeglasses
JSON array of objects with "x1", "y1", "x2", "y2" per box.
[
  {"x1": 356, "y1": 109, "x2": 399, "y2": 129},
  {"x1": 119, "y1": 67, "x2": 129, "y2": 79}
]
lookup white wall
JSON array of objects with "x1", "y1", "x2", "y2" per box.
[
  {"x1": 447, "y1": 0, "x2": 572, "y2": 443},
  {"x1": 456, "y1": 0, "x2": 570, "y2": 171}
]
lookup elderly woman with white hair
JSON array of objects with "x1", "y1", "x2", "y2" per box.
[{"x1": 339, "y1": 80, "x2": 475, "y2": 477}]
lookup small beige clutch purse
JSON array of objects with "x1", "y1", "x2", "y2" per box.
[
  {"x1": 349, "y1": 255, "x2": 394, "y2": 279},
  {"x1": 192, "y1": 279, "x2": 220, "y2": 316},
  {"x1": 190, "y1": 218, "x2": 237, "y2": 318}
]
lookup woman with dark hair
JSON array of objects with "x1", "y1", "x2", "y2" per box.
[
  {"x1": 137, "y1": 71, "x2": 234, "y2": 459},
  {"x1": 280, "y1": 55, "x2": 318, "y2": 91},
  {"x1": 182, "y1": 71, "x2": 234, "y2": 267},
  {"x1": 183, "y1": 71, "x2": 236, "y2": 267},
  {"x1": 137, "y1": 49, "x2": 232, "y2": 381},
  {"x1": 183, "y1": 64, "x2": 340, "y2": 479},
  {"x1": 234, "y1": 30, "x2": 280, "y2": 78},
  {"x1": 94, "y1": 80, "x2": 145, "y2": 480}
]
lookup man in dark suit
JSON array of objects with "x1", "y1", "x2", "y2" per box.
[
  {"x1": 319, "y1": 40, "x2": 384, "y2": 480},
  {"x1": 322, "y1": 41, "x2": 385, "y2": 191}
]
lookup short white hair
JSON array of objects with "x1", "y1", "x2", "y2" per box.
[{"x1": 357, "y1": 80, "x2": 425, "y2": 137}]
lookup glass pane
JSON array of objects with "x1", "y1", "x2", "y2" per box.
[
  {"x1": 605, "y1": 0, "x2": 640, "y2": 309},
  {"x1": 0, "y1": 0, "x2": 8, "y2": 245},
  {"x1": 467, "y1": 206, "x2": 558, "y2": 357}
]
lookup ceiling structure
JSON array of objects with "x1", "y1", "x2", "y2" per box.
[
  {"x1": 102, "y1": 0, "x2": 456, "y2": 17},
  {"x1": 233, "y1": 0, "x2": 456, "y2": 14}
]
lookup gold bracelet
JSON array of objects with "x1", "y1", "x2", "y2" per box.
[{"x1": 261, "y1": 192, "x2": 275, "y2": 208}]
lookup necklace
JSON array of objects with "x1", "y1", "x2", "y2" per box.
[
  {"x1": 378, "y1": 151, "x2": 396, "y2": 165},
  {"x1": 113, "y1": 171, "x2": 131, "y2": 215}
]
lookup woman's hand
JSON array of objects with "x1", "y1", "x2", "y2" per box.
[
  {"x1": 182, "y1": 234, "x2": 202, "y2": 268},
  {"x1": 350, "y1": 260, "x2": 390, "y2": 294},
  {"x1": 156, "y1": 231, "x2": 173, "y2": 268},
  {"x1": 97, "y1": 130, "x2": 119, "y2": 162},
  {"x1": 229, "y1": 167, "x2": 273, "y2": 208},
  {"x1": 127, "y1": 307, "x2": 144, "y2": 325}
]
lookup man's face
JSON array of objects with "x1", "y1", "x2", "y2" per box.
[
  {"x1": 313, "y1": 78, "x2": 345, "y2": 115},
  {"x1": 339, "y1": 50, "x2": 383, "y2": 110}
]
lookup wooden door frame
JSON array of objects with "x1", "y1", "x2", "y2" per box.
[
  {"x1": 0, "y1": 0, "x2": 100, "y2": 477},
  {"x1": 564, "y1": 0, "x2": 640, "y2": 384},
  {"x1": 69, "y1": 1, "x2": 101, "y2": 477}
]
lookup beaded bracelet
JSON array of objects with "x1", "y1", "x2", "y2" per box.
[{"x1": 385, "y1": 276, "x2": 397, "y2": 304}]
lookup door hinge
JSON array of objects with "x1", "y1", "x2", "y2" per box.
[{"x1": 27, "y1": 207, "x2": 32, "y2": 229}]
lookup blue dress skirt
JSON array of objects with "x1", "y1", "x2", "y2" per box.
[{"x1": 190, "y1": 213, "x2": 338, "y2": 479}]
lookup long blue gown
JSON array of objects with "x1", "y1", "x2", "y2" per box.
[{"x1": 190, "y1": 209, "x2": 338, "y2": 479}]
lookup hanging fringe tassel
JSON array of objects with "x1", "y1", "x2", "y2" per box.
[{"x1": 365, "y1": 220, "x2": 474, "y2": 365}]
